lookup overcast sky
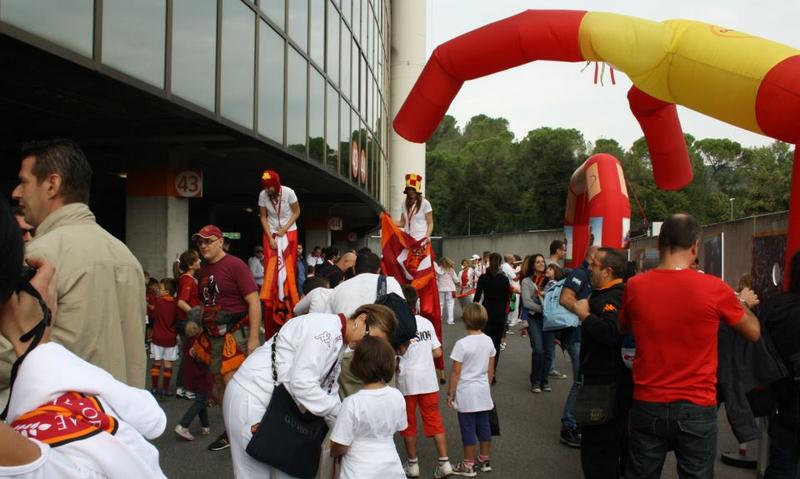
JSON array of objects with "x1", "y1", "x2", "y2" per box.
[{"x1": 425, "y1": 1, "x2": 800, "y2": 149}]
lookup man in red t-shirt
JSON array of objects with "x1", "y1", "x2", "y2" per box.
[
  {"x1": 619, "y1": 213, "x2": 760, "y2": 478},
  {"x1": 192, "y1": 225, "x2": 261, "y2": 452}
]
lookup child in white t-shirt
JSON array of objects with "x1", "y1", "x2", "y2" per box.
[
  {"x1": 397, "y1": 285, "x2": 453, "y2": 478},
  {"x1": 331, "y1": 336, "x2": 407, "y2": 479},
  {"x1": 447, "y1": 303, "x2": 496, "y2": 476}
]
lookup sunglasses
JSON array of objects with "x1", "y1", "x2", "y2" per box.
[{"x1": 196, "y1": 237, "x2": 220, "y2": 247}]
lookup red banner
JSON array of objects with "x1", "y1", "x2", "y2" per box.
[{"x1": 380, "y1": 213, "x2": 443, "y2": 370}]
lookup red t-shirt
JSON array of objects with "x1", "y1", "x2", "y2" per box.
[
  {"x1": 197, "y1": 254, "x2": 258, "y2": 313},
  {"x1": 177, "y1": 273, "x2": 200, "y2": 321},
  {"x1": 620, "y1": 269, "x2": 744, "y2": 406},
  {"x1": 151, "y1": 295, "x2": 178, "y2": 347}
]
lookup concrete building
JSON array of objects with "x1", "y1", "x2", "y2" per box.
[{"x1": 0, "y1": 0, "x2": 426, "y2": 276}]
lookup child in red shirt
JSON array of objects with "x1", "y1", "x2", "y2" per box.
[
  {"x1": 150, "y1": 278, "x2": 178, "y2": 398},
  {"x1": 175, "y1": 250, "x2": 202, "y2": 400}
]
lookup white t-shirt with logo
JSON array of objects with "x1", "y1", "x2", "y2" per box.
[
  {"x1": 258, "y1": 185, "x2": 298, "y2": 232},
  {"x1": 330, "y1": 386, "x2": 407, "y2": 479},
  {"x1": 401, "y1": 198, "x2": 433, "y2": 240},
  {"x1": 450, "y1": 333, "x2": 496, "y2": 413},
  {"x1": 397, "y1": 315, "x2": 442, "y2": 396},
  {"x1": 329, "y1": 273, "x2": 404, "y2": 318}
]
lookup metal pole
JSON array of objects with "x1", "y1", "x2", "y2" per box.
[
  {"x1": 730, "y1": 197, "x2": 735, "y2": 221},
  {"x1": 467, "y1": 206, "x2": 471, "y2": 236}
]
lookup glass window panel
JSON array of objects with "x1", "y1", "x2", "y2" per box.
[
  {"x1": 360, "y1": 54, "x2": 367, "y2": 116},
  {"x1": 340, "y1": 28, "x2": 351, "y2": 99},
  {"x1": 365, "y1": 6, "x2": 371, "y2": 68},
  {"x1": 287, "y1": 47, "x2": 308, "y2": 154},
  {"x1": 341, "y1": 0, "x2": 351, "y2": 27},
  {"x1": 102, "y1": 0, "x2": 166, "y2": 88},
  {"x1": 352, "y1": 0, "x2": 360, "y2": 41},
  {"x1": 326, "y1": 83, "x2": 339, "y2": 172},
  {"x1": 258, "y1": 21, "x2": 285, "y2": 142},
  {"x1": 220, "y1": 0, "x2": 255, "y2": 128},
  {"x1": 172, "y1": 0, "x2": 216, "y2": 111},
  {"x1": 1, "y1": 0, "x2": 93, "y2": 57},
  {"x1": 352, "y1": 40, "x2": 359, "y2": 106},
  {"x1": 309, "y1": 68, "x2": 325, "y2": 162},
  {"x1": 309, "y1": 0, "x2": 325, "y2": 67},
  {"x1": 261, "y1": 0, "x2": 285, "y2": 30},
  {"x1": 288, "y1": 0, "x2": 308, "y2": 52},
  {"x1": 326, "y1": 2, "x2": 340, "y2": 85},
  {"x1": 339, "y1": 100, "x2": 350, "y2": 178}
]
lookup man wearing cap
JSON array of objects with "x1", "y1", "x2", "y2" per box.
[
  {"x1": 258, "y1": 169, "x2": 301, "y2": 339},
  {"x1": 191, "y1": 225, "x2": 261, "y2": 451}
]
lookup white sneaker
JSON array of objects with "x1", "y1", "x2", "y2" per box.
[
  {"x1": 174, "y1": 424, "x2": 195, "y2": 441},
  {"x1": 403, "y1": 460, "x2": 420, "y2": 478},
  {"x1": 434, "y1": 460, "x2": 454, "y2": 478},
  {"x1": 175, "y1": 387, "x2": 186, "y2": 399},
  {"x1": 447, "y1": 321, "x2": 455, "y2": 325},
  {"x1": 184, "y1": 390, "x2": 196, "y2": 400}
]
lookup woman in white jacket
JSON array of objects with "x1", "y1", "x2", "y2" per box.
[
  {"x1": 434, "y1": 257, "x2": 460, "y2": 325},
  {"x1": 224, "y1": 304, "x2": 397, "y2": 478}
]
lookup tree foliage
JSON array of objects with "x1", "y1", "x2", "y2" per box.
[{"x1": 426, "y1": 115, "x2": 794, "y2": 236}]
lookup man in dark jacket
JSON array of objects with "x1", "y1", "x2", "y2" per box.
[
  {"x1": 763, "y1": 251, "x2": 800, "y2": 478},
  {"x1": 574, "y1": 247, "x2": 631, "y2": 479}
]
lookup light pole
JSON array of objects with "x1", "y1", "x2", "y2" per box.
[{"x1": 729, "y1": 197, "x2": 735, "y2": 221}]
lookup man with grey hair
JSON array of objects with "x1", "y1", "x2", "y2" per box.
[{"x1": 6, "y1": 139, "x2": 146, "y2": 390}]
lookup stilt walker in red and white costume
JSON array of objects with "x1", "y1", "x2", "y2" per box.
[
  {"x1": 381, "y1": 173, "x2": 445, "y2": 379},
  {"x1": 258, "y1": 170, "x2": 301, "y2": 339}
]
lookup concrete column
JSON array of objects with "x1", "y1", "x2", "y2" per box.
[
  {"x1": 126, "y1": 195, "x2": 189, "y2": 279},
  {"x1": 389, "y1": 0, "x2": 427, "y2": 218}
]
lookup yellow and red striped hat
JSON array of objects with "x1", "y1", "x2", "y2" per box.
[{"x1": 404, "y1": 173, "x2": 423, "y2": 193}]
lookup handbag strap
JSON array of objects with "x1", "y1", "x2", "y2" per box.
[{"x1": 271, "y1": 315, "x2": 348, "y2": 393}]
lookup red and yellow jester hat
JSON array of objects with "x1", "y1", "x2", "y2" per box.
[
  {"x1": 261, "y1": 169, "x2": 281, "y2": 190},
  {"x1": 404, "y1": 173, "x2": 423, "y2": 193}
]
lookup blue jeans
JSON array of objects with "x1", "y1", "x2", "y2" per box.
[
  {"x1": 529, "y1": 317, "x2": 554, "y2": 388},
  {"x1": 179, "y1": 391, "x2": 209, "y2": 428},
  {"x1": 626, "y1": 400, "x2": 717, "y2": 479},
  {"x1": 765, "y1": 419, "x2": 800, "y2": 479},
  {"x1": 560, "y1": 327, "x2": 581, "y2": 429}
]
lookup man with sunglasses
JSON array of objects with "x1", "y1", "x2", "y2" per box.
[{"x1": 192, "y1": 225, "x2": 261, "y2": 452}]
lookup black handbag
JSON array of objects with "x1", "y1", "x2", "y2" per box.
[
  {"x1": 245, "y1": 334, "x2": 337, "y2": 478},
  {"x1": 489, "y1": 403, "x2": 500, "y2": 436},
  {"x1": 574, "y1": 383, "x2": 617, "y2": 426}
]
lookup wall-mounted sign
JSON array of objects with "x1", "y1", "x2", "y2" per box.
[
  {"x1": 351, "y1": 141, "x2": 359, "y2": 178},
  {"x1": 223, "y1": 232, "x2": 241, "y2": 240},
  {"x1": 328, "y1": 217, "x2": 343, "y2": 231},
  {"x1": 174, "y1": 170, "x2": 203, "y2": 198},
  {"x1": 359, "y1": 149, "x2": 367, "y2": 184}
]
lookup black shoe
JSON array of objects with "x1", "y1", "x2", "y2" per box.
[
  {"x1": 560, "y1": 427, "x2": 581, "y2": 448},
  {"x1": 208, "y1": 433, "x2": 230, "y2": 451}
]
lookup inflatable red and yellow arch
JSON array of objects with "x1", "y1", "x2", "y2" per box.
[{"x1": 394, "y1": 10, "x2": 800, "y2": 282}]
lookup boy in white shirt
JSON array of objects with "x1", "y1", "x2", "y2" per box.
[
  {"x1": 447, "y1": 303, "x2": 496, "y2": 477},
  {"x1": 397, "y1": 286, "x2": 454, "y2": 478}
]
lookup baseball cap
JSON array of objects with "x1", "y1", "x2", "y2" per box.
[
  {"x1": 192, "y1": 225, "x2": 223, "y2": 241},
  {"x1": 471, "y1": 254, "x2": 480, "y2": 261}
]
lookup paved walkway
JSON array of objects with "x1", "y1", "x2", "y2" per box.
[{"x1": 152, "y1": 318, "x2": 759, "y2": 478}]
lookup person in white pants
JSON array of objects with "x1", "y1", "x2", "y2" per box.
[{"x1": 434, "y1": 257, "x2": 459, "y2": 325}]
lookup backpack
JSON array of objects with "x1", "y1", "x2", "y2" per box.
[
  {"x1": 375, "y1": 275, "x2": 417, "y2": 348},
  {"x1": 542, "y1": 279, "x2": 579, "y2": 331}
]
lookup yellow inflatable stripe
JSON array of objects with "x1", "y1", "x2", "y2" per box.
[{"x1": 579, "y1": 12, "x2": 800, "y2": 135}]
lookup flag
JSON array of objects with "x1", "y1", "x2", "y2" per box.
[
  {"x1": 260, "y1": 230, "x2": 299, "y2": 339},
  {"x1": 380, "y1": 212, "x2": 444, "y2": 369}
]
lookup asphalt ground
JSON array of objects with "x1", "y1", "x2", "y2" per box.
[{"x1": 151, "y1": 312, "x2": 759, "y2": 479}]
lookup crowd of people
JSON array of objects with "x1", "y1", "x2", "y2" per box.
[{"x1": 2, "y1": 136, "x2": 800, "y2": 479}]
